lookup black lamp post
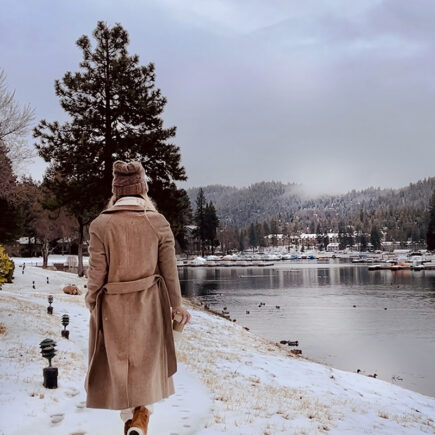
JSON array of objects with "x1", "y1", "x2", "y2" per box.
[
  {"x1": 47, "y1": 295, "x2": 53, "y2": 314},
  {"x1": 61, "y1": 314, "x2": 70, "y2": 339},
  {"x1": 39, "y1": 338, "x2": 58, "y2": 388}
]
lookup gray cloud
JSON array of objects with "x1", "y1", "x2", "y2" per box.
[{"x1": 1, "y1": 0, "x2": 434, "y2": 193}]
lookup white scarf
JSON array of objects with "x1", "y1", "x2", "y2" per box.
[
  {"x1": 114, "y1": 195, "x2": 157, "y2": 211},
  {"x1": 115, "y1": 196, "x2": 145, "y2": 206}
]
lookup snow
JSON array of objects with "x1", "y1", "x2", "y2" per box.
[
  {"x1": 222, "y1": 254, "x2": 238, "y2": 261},
  {"x1": 12, "y1": 255, "x2": 90, "y2": 267},
  {"x1": 192, "y1": 256, "x2": 207, "y2": 265},
  {"x1": 1, "y1": 266, "x2": 434, "y2": 434},
  {"x1": 0, "y1": 266, "x2": 210, "y2": 435}
]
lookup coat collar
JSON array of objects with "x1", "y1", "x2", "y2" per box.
[
  {"x1": 102, "y1": 204, "x2": 147, "y2": 214},
  {"x1": 114, "y1": 197, "x2": 145, "y2": 207},
  {"x1": 102, "y1": 196, "x2": 157, "y2": 214}
]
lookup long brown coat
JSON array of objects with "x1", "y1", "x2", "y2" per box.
[{"x1": 84, "y1": 201, "x2": 183, "y2": 410}]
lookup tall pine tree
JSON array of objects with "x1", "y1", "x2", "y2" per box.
[
  {"x1": 256, "y1": 222, "x2": 265, "y2": 248},
  {"x1": 238, "y1": 229, "x2": 245, "y2": 252},
  {"x1": 370, "y1": 225, "x2": 382, "y2": 251},
  {"x1": 204, "y1": 201, "x2": 219, "y2": 254},
  {"x1": 194, "y1": 188, "x2": 207, "y2": 256},
  {"x1": 248, "y1": 223, "x2": 257, "y2": 252},
  {"x1": 0, "y1": 143, "x2": 22, "y2": 244},
  {"x1": 34, "y1": 22, "x2": 190, "y2": 274}
]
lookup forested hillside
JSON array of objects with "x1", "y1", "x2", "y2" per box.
[{"x1": 187, "y1": 177, "x2": 435, "y2": 243}]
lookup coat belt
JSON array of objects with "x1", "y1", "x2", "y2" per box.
[{"x1": 103, "y1": 274, "x2": 161, "y2": 295}]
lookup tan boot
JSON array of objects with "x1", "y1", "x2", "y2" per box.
[
  {"x1": 124, "y1": 419, "x2": 132, "y2": 435},
  {"x1": 127, "y1": 406, "x2": 150, "y2": 435}
]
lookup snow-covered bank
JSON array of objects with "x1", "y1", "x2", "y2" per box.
[
  {"x1": 0, "y1": 267, "x2": 210, "y2": 435},
  {"x1": 0, "y1": 267, "x2": 434, "y2": 434}
]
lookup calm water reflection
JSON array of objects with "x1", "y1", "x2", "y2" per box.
[{"x1": 179, "y1": 261, "x2": 435, "y2": 397}]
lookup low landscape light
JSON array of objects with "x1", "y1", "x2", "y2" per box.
[
  {"x1": 47, "y1": 295, "x2": 54, "y2": 314},
  {"x1": 61, "y1": 314, "x2": 70, "y2": 339},
  {"x1": 39, "y1": 338, "x2": 58, "y2": 389}
]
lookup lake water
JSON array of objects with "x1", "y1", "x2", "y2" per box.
[{"x1": 179, "y1": 260, "x2": 435, "y2": 398}]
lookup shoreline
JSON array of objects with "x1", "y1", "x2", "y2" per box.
[
  {"x1": 180, "y1": 296, "x2": 435, "y2": 395},
  {"x1": 176, "y1": 294, "x2": 435, "y2": 433},
  {"x1": 183, "y1": 297, "x2": 312, "y2": 360}
]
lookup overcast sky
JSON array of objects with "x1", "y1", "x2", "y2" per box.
[{"x1": 1, "y1": 0, "x2": 434, "y2": 193}]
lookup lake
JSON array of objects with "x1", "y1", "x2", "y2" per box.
[{"x1": 179, "y1": 260, "x2": 435, "y2": 398}]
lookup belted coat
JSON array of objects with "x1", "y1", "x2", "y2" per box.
[{"x1": 84, "y1": 200, "x2": 183, "y2": 410}]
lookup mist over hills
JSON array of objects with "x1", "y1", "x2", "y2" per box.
[{"x1": 186, "y1": 177, "x2": 435, "y2": 233}]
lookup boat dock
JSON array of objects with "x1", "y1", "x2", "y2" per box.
[{"x1": 368, "y1": 263, "x2": 435, "y2": 271}]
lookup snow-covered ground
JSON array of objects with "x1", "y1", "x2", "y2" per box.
[
  {"x1": 12, "y1": 255, "x2": 90, "y2": 267},
  {"x1": 0, "y1": 266, "x2": 434, "y2": 434}
]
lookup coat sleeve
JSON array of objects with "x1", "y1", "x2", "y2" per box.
[
  {"x1": 157, "y1": 215, "x2": 183, "y2": 309},
  {"x1": 85, "y1": 220, "x2": 108, "y2": 311}
]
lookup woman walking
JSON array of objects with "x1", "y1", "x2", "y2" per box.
[{"x1": 84, "y1": 160, "x2": 191, "y2": 435}]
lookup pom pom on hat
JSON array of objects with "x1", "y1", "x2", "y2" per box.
[{"x1": 112, "y1": 160, "x2": 148, "y2": 198}]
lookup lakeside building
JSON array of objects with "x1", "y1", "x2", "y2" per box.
[
  {"x1": 299, "y1": 233, "x2": 318, "y2": 248},
  {"x1": 264, "y1": 233, "x2": 286, "y2": 246},
  {"x1": 327, "y1": 242, "x2": 340, "y2": 252},
  {"x1": 327, "y1": 233, "x2": 339, "y2": 243}
]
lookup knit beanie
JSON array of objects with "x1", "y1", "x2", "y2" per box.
[{"x1": 112, "y1": 160, "x2": 148, "y2": 199}]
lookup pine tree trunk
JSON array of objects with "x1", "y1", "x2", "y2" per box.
[
  {"x1": 77, "y1": 219, "x2": 85, "y2": 277},
  {"x1": 42, "y1": 238, "x2": 49, "y2": 268}
]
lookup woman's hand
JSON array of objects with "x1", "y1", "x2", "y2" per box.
[{"x1": 172, "y1": 306, "x2": 191, "y2": 324}]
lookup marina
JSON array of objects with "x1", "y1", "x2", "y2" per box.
[{"x1": 177, "y1": 250, "x2": 435, "y2": 272}]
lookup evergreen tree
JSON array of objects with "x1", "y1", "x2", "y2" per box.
[
  {"x1": 316, "y1": 225, "x2": 324, "y2": 250},
  {"x1": 0, "y1": 144, "x2": 22, "y2": 244},
  {"x1": 238, "y1": 229, "x2": 245, "y2": 252},
  {"x1": 338, "y1": 220, "x2": 346, "y2": 250},
  {"x1": 346, "y1": 228, "x2": 354, "y2": 248},
  {"x1": 204, "y1": 201, "x2": 219, "y2": 254},
  {"x1": 0, "y1": 197, "x2": 22, "y2": 244},
  {"x1": 427, "y1": 189, "x2": 435, "y2": 251},
  {"x1": 248, "y1": 223, "x2": 257, "y2": 252},
  {"x1": 34, "y1": 21, "x2": 189, "y2": 275},
  {"x1": 370, "y1": 225, "x2": 382, "y2": 250},
  {"x1": 309, "y1": 220, "x2": 316, "y2": 233},
  {"x1": 256, "y1": 222, "x2": 266, "y2": 248},
  {"x1": 0, "y1": 143, "x2": 16, "y2": 197},
  {"x1": 359, "y1": 234, "x2": 368, "y2": 252},
  {"x1": 194, "y1": 188, "x2": 206, "y2": 256}
]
